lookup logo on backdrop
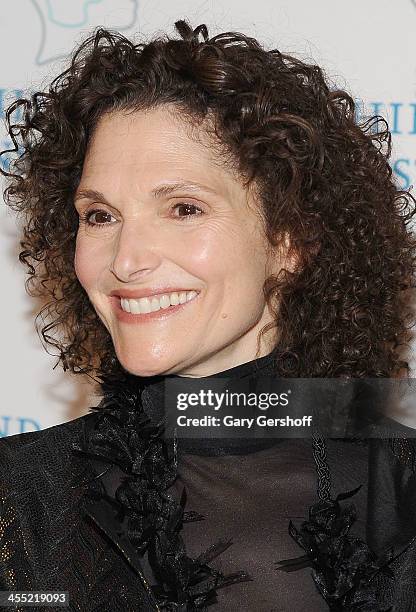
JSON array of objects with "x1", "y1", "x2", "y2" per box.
[
  {"x1": 355, "y1": 100, "x2": 416, "y2": 191},
  {"x1": 0, "y1": 89, "x2": 23, "y2": 175},
  {"x1": 31, "y1": 0, "x2": 139, "y2": 65},
  {"x1": 0, "y1": 415, "x2": 41, "y2": 437}
]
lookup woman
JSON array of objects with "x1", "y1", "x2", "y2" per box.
[{"x1": 1, "y1": 19, "x2": 416, "y2": 611}]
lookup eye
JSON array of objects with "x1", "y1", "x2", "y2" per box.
[
  {"x1": 77, "y1": 202, "x2": 204, "y2": 228},
  {"x1": 78, "y1": 208, "x2": 116, "y2": 229},
  {"x1": 171, "y1": 202, "x2": 204, "y2": 220}
]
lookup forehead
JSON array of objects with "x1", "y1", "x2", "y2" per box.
[
  {"x1": 82, "y1": 107, "x2": 234, "y2": 187},
  {"x1": 78, "y1": 107, "x2": 262, "y2": 217}
]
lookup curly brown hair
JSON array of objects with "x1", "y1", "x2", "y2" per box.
[{"x1": 1, "y1": 19, "x2": 415, "y2": 380}]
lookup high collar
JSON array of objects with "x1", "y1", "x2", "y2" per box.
[{"x1": 117, "y1": 348, "x2": 281, "y2": 457}]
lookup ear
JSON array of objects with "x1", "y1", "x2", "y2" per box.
[{"x1": 267, "y1": 231, "x2": 299, "y2": 276}]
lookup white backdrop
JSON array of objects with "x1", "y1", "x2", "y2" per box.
[{"x1": 1, "y1": 0, "x2": 415, "y2": 436}]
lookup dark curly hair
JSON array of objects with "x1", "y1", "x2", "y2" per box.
[{"x1": 1, "y1": 19, "x2": 415, "y2": 380}]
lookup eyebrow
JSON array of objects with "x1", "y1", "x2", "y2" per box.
[{"x1": 74, "y1": 181, "x2": 218, "y2": 205}]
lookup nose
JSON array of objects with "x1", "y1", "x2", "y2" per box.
[{"x1": 109, "y1": 220, "x2": 162, "y2": 282}]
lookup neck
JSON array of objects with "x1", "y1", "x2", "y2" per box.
[
  {"x1": 122, "y1": 347, "x2": 281, "y2": 457},
  {"x1": 170, "y1": 346, "x2": 279, "y2": 378}
]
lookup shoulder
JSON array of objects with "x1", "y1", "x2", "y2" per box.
[
  {"x1": 0, "y1": 412, "x2": 97, "y2": 474},
  {"x1": 0, "y1": 412, "x2": 102, "y2": 593},
  {"x1": 0, "y1": 412, "x2": 100, "y2": 537}
]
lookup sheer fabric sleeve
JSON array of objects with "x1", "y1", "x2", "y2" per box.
[{"x1": 0, "y1": 440, "x2": 35, "y2": 597}]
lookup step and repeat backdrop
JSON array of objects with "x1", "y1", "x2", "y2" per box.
[{"x1": 1, "y1": 0, "x2": 415, "y2": 435}]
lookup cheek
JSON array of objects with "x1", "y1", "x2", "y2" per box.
[
  {"x1": 182, "y1": 235, "x2": 241, "y2": 298},
  {"x1": 74, "y1": 235, "x2": 99, "y2": 291},
  {"x1": 185, "y1": 230, "x2": 266, "y2": 299}
]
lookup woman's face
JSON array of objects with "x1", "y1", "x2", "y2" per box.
[{"x1": 74, "y1": 106, "x2": 292, "y2": 377}]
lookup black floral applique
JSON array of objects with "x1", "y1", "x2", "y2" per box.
[
  {"x1": 276, "y1": 435, "x2": 416, "y2": 612},
  {"x1": 71, "y1": 372, "x2": 251, "y2": 611}
]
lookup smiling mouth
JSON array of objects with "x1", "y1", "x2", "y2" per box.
[
  {"x1": 110, "y1": 289, "x2": 201, "y2": 322},
  {"x1": 119, "y1": 290, "x2": 200, "y2": 315}
]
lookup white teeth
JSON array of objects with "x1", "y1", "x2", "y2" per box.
[
  {"x1": 150, "y1": 297, "x2": 160, "y2": 312},
  {"x1": 129, "y1": 299, "x2": 141, "y2": 314},
  {"x1": 123, "y1": 299, "x2": 131, "y2": 313},
  {"x1": 170, "y1": 292, "x2": 180, "y2": 306},
  {"x1": 120, "y1": 290, "x2": 199, "y2": 314},
  {"x1": 159, "y1": 294, "x2": 171, "y2": 309}
]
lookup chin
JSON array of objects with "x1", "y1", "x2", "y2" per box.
[
  {"x1": 117, "y1": 353, "x2": 176, "y2": 378},
  {"x1": 121, "y1": 361, "x2": 167, "y2": 378}
]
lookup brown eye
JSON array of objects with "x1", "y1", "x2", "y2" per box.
[
  {"x1": 172, "y1": 202, "x2": 204, "y2": 219},
  {"x1": 79, "y1": 209, "x2": 115, "y2": 228}
]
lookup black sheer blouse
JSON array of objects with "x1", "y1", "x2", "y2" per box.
[{"x1": 98, "y1": 352, "x2": 372, "y2": 611}]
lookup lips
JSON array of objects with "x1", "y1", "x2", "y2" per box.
[{"x1": 109, "y1": 289, "x2": 200, "y2": 323}]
